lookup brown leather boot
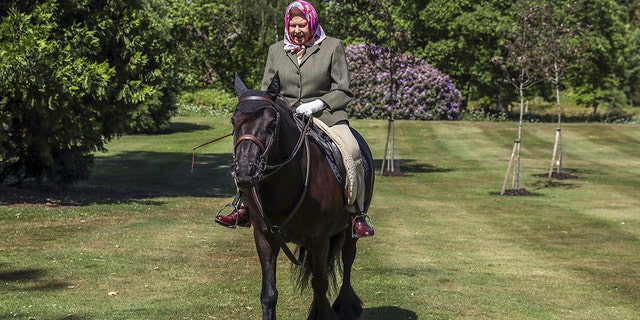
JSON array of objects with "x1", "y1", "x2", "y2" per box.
[
  {"x1": 215, "y1": 206, "x2": 251, "y2": 228},
  {"x1": 352, "y1": 215, "x2": 374, "y2": 238}
]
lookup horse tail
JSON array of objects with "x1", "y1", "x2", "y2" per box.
[{"x1": 293, "y1": 232, "x2": 344, "y2": 292}]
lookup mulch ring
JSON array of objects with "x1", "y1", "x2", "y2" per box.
[
  {"x1": 500, "y1": 188, "x2": 537, "y2": 196},
  {"x1": 541, "y1": 171, "x2": 579, "y2": 180},
  {"x1": 381, "y1": 170, "x2": 406, "y2": 177}
]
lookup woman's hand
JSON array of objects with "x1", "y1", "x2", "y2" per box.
[{"x1": 295, "y1": 99, "x2": 324, "y2": 116}]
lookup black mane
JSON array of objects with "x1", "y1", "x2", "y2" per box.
[{"x1": 235, "y1": 90, "x2": 292, "y2": 117}]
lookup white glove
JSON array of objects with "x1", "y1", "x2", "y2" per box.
[{"x1": 295, "y1": 99, "x2": 324, "y2": 116}]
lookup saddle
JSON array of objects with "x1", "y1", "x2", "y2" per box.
[{"x1": 294, "y1": 116, "x2": 347, "y2": 196}]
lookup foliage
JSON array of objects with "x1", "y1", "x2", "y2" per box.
[
  {"x1": 492, "y1": 0, "x2": 550, "y2": 192},
  {"x1": 548, "y1": 0, "x2": 630, "y2": 113},
  {"x1": 459, "y1": 108, "x2": 510, "y2": 122},
  {"x1": 625, "y1": 26, "x2": 640, "y2": 106},
  {"x1": 0, "y1": 0, "x2": 179, "y2": 185},
  {"x1": 346, "y1": 44, "x2": 462, "y2": 120},
  {"x1": 326, "y1": 0, "x2": 416, "y2": 49},
  {"x1": 492, "y1": 0, "x2": 547, "y2": 92},
  {"x1": 413, "y1": 0, "x2": 637, "y2": 114},
  {"x1": 170, "y1": 0, "x2": 290, "y2": 90},
  {"x1": 414, "y1": 0, "x2": 513, "y2": 110},
  {"x1": 169, "y1": 0, "x2": 235, "y2": 89},
  {"x1": 536, "y1": 2, "x2": 588, "y2": 89},
  {"x1": 176, "y1": 89, "x2": 236, "y2": 116}
]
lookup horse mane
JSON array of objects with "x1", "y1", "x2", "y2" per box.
[{"x1": 234, "y1": 90, "x2": 294, "y2": 124}]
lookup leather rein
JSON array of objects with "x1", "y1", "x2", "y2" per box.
[{"x1": 235, "y1": 95, "x2": 313, "y2": 265}]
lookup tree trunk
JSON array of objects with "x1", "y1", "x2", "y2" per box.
[
  {"x1": 381, "y1": 51, "x2": 399, "y2": 176},
  {"x1": 502, "y1": 82, "x2": 525, "y2": 193},
  {"x1": 548, "y1": 71, "x2": 563, "y2": 177},
  {"x1": 514, "y1": 83, "x2": 525, "y2": 190},
  {"x1": 380, "y1": 118, "x2": 395, "y2": 175}
]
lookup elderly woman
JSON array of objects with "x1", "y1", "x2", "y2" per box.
[{"x1": 216, "y1": 0, "x2": 374, "y2": 238}]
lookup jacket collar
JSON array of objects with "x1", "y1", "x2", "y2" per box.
[{"x1": 287, "y1": 42, "x2": 320, "y2": 67}]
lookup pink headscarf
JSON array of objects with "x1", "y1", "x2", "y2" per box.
[{"x1": 283, "y1": 1, "x2": 327, "y2": 57}]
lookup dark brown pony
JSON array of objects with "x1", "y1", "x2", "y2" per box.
[{"x1": 230, "y1": 74, "x2": 374, "y2": 320}]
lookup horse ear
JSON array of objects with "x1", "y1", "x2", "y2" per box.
[
  {"x1": 266, "y1": 72, "x2": 280, "y2": 100},
  {"x1": 234, "y1": 73, "x2": 248, "y2": 97}
]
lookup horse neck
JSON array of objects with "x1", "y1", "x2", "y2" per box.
[
  {"x1": 259, "y1": 113, "x2": 307, "y2": 194},
  {"x1": 274, "y1": 112, "x2": 303, "y2": 160}
]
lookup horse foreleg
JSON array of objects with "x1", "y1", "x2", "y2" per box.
[
  {"x1": 254, "y1": 229, "x2": 279, "y2": 320},
  {"x1": 307, "y1": 246, "x2": 338, "y2": 320},
  {"x1": 332, "y1": 230, "x2": 363, "y2": 319}
]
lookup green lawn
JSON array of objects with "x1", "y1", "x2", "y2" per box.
[{"x1": 1, "y1": 117, "x2": 638, "y2": 319}]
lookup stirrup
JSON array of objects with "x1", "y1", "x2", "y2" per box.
[
  {"x1": 215, "y1": 191, "x2": 244, "y2": 228},
  {"x1": 215, "y1": 203, "x2": 242, "y2": 229}
]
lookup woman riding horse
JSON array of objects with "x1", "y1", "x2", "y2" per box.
[{"x1": 216, "y1": 0, "x2": 374, "y2": 238}]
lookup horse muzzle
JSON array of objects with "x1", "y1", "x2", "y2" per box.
[{"x1": 231, "y1": 158, "x2": 266, "y2": 188}]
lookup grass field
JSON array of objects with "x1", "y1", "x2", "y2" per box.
[{"x1": 1, "y1": 116, "x2": 639, "y2": 319}]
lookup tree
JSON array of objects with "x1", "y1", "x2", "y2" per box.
[
  {"x1": 170, "y1": 0, "x2": 291, "y2": 91},
  {"x1": 0, "y1": 0, "x2": 179, "y2": 185},
  {"x1": 413, "y1": 0, "x2": 636, "y2": 116},
  {"x1": 627, "y1": 27, "x2": 640, "y2": 107},
  {"x1": 563, "y1": 0, "x2": 629, "y2": 115},
  {"x1": 535, "y1": 2, "x2": 588, "y2": 177},
  {"x1": 335, "y1": 0, "x2": 418, "y2": 175},
  {"x1": 170, "y1": 1, "x2": 235, "y2": 89},
  {"x1": 493, "y1": 0, "x2": 546, "y2": 195},
  {"x1": 415, "y1": 0, "x2": 515, "y2": 111}
]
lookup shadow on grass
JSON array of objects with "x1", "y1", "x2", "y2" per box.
[
  {"x1": 362, "y1": 306, "x2": 418, "y2": 319},
  {"x1": 0, "y1": 267, "x2": 73, "y2": 292},
  {"x1": 487, "y1": 167, "x2": 603, "y2": 196},
  {"x1": 537, "y1": 167, "x2": 604, "y2": 177},
  {"x1": 529, "y1": 167, "x2": 605, "y2": 191},
  {"x1": 89, "y1": 151, "x2": 236, "y2": 198},
  {"x1": 530, "y1": 179, "x2": 580, "y2": 190},
  {"x1": 0, "y1": 150, "x2": 237, "y2": 207},
  {"x1": 0, "y1": 314, "x2": 88, "y2": 320},
  {"x1": 1, "y1": 155, "x2": 450, "y2": 207},
  {"x1": 165, "y1": 121, "x2": 214, "y2": 133},
  {"x1": 57, "y1": 315, "x2": 89, "y2": 320},
  {"x1": 0, "y1": 268, "x2": 47, "y2": 281},
  {"x1": 372, "y1": 159, "x2": 453, "y2": 176}
]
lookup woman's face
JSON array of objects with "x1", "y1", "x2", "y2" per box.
[{"x1": 288, "y1": 15, "x2": 310, "y2": 45}]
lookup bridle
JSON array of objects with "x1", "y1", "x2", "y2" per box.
[
  {"x1": 234, "y1": 96, "x2": 311, "y2": 181},
  {"x1": 234, "y1": 95, "x2": 313, "y2": 265}
]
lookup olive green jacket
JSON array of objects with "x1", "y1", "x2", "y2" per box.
[{"x1": 261, "y1": 36, "x2": 353, "y2": 126}]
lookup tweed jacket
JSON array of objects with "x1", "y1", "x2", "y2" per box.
[{"x1": 261, "y1": 36, "x2": 354, "y2": 126}]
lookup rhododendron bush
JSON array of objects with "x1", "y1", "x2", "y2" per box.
[{"x1": 345, "y1": 44, "x2": 462, "y2": 120}]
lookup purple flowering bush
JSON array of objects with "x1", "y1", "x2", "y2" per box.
[{"x1": 346, "y1": 44, "x2": 462, "y2": 120}]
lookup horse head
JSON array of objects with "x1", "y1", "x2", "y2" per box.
[{"x1": 231, "y1": 73, "x2": 293, "y2": 188}]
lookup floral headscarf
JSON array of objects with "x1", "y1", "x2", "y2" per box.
[{"x1": 283, "y1": 1, "x2": 326, "y2": 57}]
